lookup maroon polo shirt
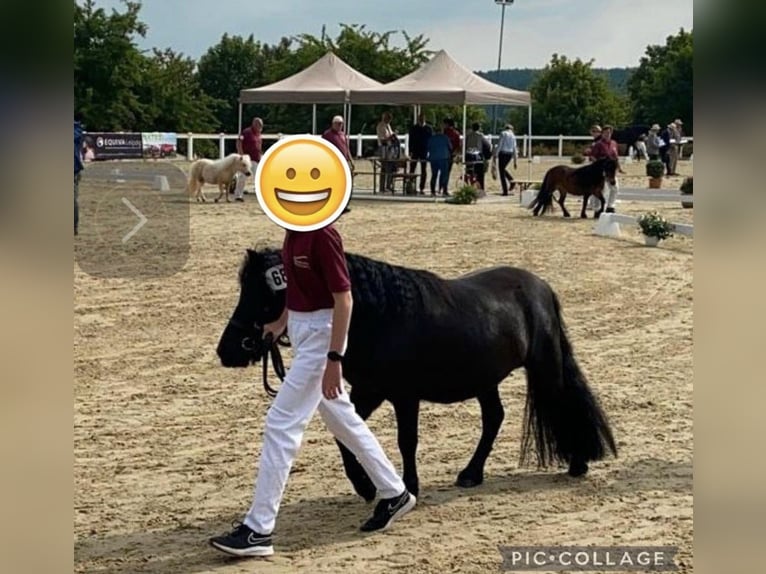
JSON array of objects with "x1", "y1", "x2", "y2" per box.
[
  {"x1": 322, "y1": 128, "x2": 351, "y2": 161},
  {"x1": 282, "y1": 225, "x2": 351, "y2": 312},
  {"x1": 240, "y1": 127, "x2": 262, "y2": 162},
  {"x1": 444, "y1": 127, "x2": 461, "y2": 156},
  {"x1": 590, "y1": 138, "x2": 618, "y2": 161}
]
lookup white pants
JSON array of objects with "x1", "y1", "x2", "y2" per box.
[
  {"x1": 233, "y1": 164, "x2": 258, "y2": 199},
  {"x1": 244, "y1": 308, "x2": 405, "y2": 534},
  {"x1": 605, "y1": 177, "x2": 619, "y2": 209}
]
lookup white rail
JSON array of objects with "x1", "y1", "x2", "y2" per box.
[{"x1": 176, "y1": 132, "x2": 694, "y2": 161}]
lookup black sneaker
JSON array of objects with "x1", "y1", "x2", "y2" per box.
[
  {"x1": 209, "y1": 521, "x2": 274, "y2": 557},
  {"x1": 360, "y1": 490, "x2": 416, "y2": 532}
]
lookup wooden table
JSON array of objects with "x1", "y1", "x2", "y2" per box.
[{"x1": 370, "y1": 157, "x2": 420, "y2": 195}]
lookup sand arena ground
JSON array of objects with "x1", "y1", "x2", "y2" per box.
[{"x1": 74, "y1": 157, "x2": 693, "y2": 573}]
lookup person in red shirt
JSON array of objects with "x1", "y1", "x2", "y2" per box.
[
  {"x1": 209, "y1": 223, "x2": 415, "y2": 558},
  {"x1": 442, "y1": 118, "x2": 462, "y2": 194},
  {"x1": 233, "y1": 117, "x2": 264, "y2": 202},
  {"x1": 587, "y1": 124, "x2": 624, "y2": 213},
  {"x1": 322, "y1": 116, "x2": 354, "y2": 213}
]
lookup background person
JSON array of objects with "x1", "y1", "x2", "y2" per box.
[
  {"x1": 492, "y1": 124, "x2": 518, "y2": 196},
  {"x1": 426, "y1": 125, "x2": 452, "y2": 196},
  {"x1": 407, "y1": 114, "x2": 432, "y2": 194},
  {"x1": 588, "y1": 124, "x2": 624, "y2": 213},
  {"x1": 74, "y1": 113, "x2": 85, "y2": 236},
  {"x1": 234, "y1": 117, "x2": 264, "y2": 202},
  {"x1": 322, "y1": 115, "x2": 354, "y2": 213}
]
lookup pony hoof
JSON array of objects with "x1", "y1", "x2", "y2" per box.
[
  {"x1": 563, "y1": 213, "x2": 571, "y2": 218},
  {"x1": 353, "y1": 479, "x2": 377, "y2": 503},
  {"x1": 456, "y1": 470, "x2": 484, "y2": 488},
  {"x1": 580, "y1": 213, "x2": 588, "y2": 219},
  {"x1": 568, "y1": 460, "x2": 589, "y2": 477},
  {"x1": 214, "y1": 198, "x2": 219, "y2": 203}
]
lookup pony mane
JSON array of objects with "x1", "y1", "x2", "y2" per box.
[
  {"x1": 241, "y1": 246, "x2": 455, "y2": 317},
  {"x1": 345, "y1": 252, "x2": 456, "y2": 318},
  {"x1": 239, "y1": 244, "x2": 282, "y2": 287}
]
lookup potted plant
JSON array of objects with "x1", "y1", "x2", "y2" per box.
[
  {"x1": 645, "y1": 160, "x2": 665, "y2": 189},
  {"x1": 447, "y1": 184, "x2": 479, "y2": 205},
  {"x1": 637, "y1": 210, "x2": 674, "y2": 246},
  {"x1": 680, "y1": 176, "x2": 693, "y2": 208}
]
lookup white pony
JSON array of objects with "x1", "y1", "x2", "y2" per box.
[{"x1": 187, "y1": 153, "x2": 253, "y2": 203}]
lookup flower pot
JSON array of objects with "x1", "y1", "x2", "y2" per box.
[
  {"x1": 681, "y1": 195, "x2": 693, "y2": 209},
  {"x1": 648, "y1": 177, "x2": 662, "y2": 189},
  {"x1": 643, "y1": 235, "x2": 660, "y2": 247}
]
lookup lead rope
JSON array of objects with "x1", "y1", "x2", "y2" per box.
[{"x1": 261, "y1": 332, "x2": 290, "y2": 398}]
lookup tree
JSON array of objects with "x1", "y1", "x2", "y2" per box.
[
  {"x1": 74, "y1": 0, "x2": 219, "y2": 134},
  {"x1": 196, "y1": 33, "x2": 275, "y2": 133},
  {"x1": 74, "y1": 0, "x2": 148, "y2": 130},
  {"x1": 627, "y1": 29, "x2": 693, "y2": 134},
  {"x1": 139, "y1": 48, "x2": 221, "y2": 132},
  {"x1": 515, "y1": 54, "x2": 629, "y2": 135}
]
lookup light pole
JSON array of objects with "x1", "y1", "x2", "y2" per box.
[{"x1": 492, "y1": 0, "x2": 515, "y2": 136}]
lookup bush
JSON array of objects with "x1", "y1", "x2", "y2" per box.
[
  {"x1": 447, "y1": 184, "x2": 479, "y2": 205},
  {"x1": 645, "y1": 159, "x2": 665, "y2": 178},
  {"x1": 637, "y1": 211, "x2": 674, "y2": 240},
  {"x1": 680, "y1": 176, "x2": 693, "y2": 195},
  {"x1": 571, "y1": 154, "x2": 585, "y2": 164}
]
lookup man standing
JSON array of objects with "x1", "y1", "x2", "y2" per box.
[
  {"x1": 209, "y1": 222, "x2": 416, "y2": 558},
  {"x1": 667, "y1": 119, "x2": 683, "y2": 176},
  {"x1": 492, "y1": 124, "x2": 518, "y2": 196},
  {"x1": 322, "y1": 116, "x2": 354, "y2": 213},
  {"x1": 74, "y1": 114, "x2": 84, "y2": 236},
  {"x1": 407, "y1": 114, "x2": 432, "y2": 194},
  {"x1": 376, "y1": 112, "x2": 396, "y2": 192},
  {"x1": 589, "y1": 124, "x2": 624, "y2": 213},
  {"x1": 442, "y1": 118, "x2": 461, "y2": 189},
  {"x1": 464, "y1": 122, "x2": 490, "y2": 190},
  {"x1": 234, "y1": 117, "x2": 264, "y2": 202}
]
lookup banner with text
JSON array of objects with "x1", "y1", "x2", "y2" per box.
[{"x1": 83, "y1": 133, "x2": 144, "y2": 160}]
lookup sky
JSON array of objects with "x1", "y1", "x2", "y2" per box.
[{"x1": 91, "y1": 0, "x2": 693, "y2": 71}]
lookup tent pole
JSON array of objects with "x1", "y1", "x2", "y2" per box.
[
  {"x1": 462, "y1": 104, "x2": 467, "y2": 184},
  {"x1": 347, "y1": 103, "x2": 354, "y2": 157},
  {"x1": 238, "y1": 101, "x2": 243, "y2": 135},
  {"x1": 527, "y1": 102, "x2": 532, "y2": 181},
  {"x1": 312, "y1": 104, "x2": 317, "y2": 135}
]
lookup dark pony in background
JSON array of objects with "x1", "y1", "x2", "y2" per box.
[
  {"x1": 612, "y1": 124, "x2": 651, "y2": 159},
  {"x1": 528, "y1": 157, "x2": 618, "y2": 219},
  {"x1": 217, "y1": 247, "x2": 617, "y2": 501}
]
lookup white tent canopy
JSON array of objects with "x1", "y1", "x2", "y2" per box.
[
  {"x1": 237, "y1": 51, "x2": 383, "y2": 133},
  {"x1": 347, "y1": 50, "x2": 532, "y2": 179},
  {"x1": 239, "y1": 51, "x2": 383, "y2": 104},
  {"x1": 347, "y1": 49, "x2": 530, "y2": 106}
]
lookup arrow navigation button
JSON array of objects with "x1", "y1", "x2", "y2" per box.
[{"x1": 121, "y1": 197, "x2": 147, "y2": 243}]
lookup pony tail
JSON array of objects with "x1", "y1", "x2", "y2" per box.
[{"x1": 529, "y1": 172, "x2": 554, "y2": 216}]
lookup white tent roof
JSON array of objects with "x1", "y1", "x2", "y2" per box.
[
  {"x1": 348, "y1": 50, "x2": 531, "y2": 106},
  {"x1": 239, "y1": 52, "x2": 383, "y2": 104}
]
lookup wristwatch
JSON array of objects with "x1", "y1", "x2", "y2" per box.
[{"x1": 327, "y1": 351, "x2": 344, "y2": 362}]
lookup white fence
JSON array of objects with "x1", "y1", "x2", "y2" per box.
[{"x1": 176, "y1": 132, "x2": 695, "y2": 162}]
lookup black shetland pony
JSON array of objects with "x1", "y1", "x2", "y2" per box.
[
  {"x1": 529, "y1": 157, "x2": 617, "y2": 219},
  {"x1": 217, "y1": 248, "x2": 617, "y2": 501}
]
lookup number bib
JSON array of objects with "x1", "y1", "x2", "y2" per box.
[{"x1": 265, "y1": 264, "x2": 287, "y2": 291}]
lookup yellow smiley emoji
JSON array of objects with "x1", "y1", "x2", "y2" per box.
[{"x1": 254, "y1": 135, "x2": 352, "y2": 231}]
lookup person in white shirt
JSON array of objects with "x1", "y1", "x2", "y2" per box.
[
  {"x1": 376, "y1": 112, "x2": 396, "y2": 192},
  {"x1": 492, "y1": 124, "x2": 518, "y2": 195}
]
